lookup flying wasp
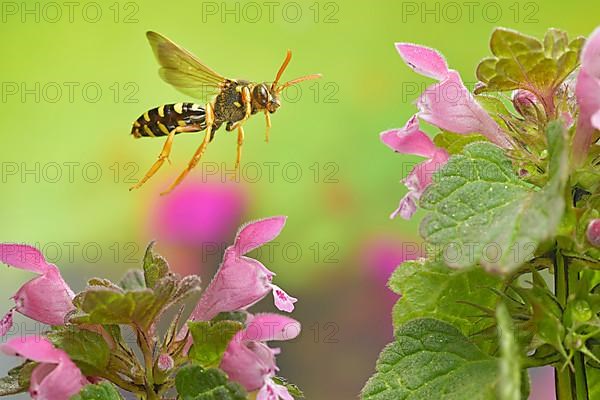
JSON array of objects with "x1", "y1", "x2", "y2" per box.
[{"x1": 130, "y1": 31, "x2": 321, "y2": 194}]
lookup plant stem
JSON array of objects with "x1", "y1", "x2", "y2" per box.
[
  {"x1": 137, "y1": 327, "x2": 160, "y2": 400},
  {"x1": 555, "y1": 249, "x2": 573, "y2": 399},
  {"x1": 555, "y1": 251, "x2": 589, "y2": 400}
]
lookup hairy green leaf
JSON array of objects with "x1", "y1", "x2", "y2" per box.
[
  {"x1": 188, "y1": 320, "x2": 244, "y2": 367},
  {"x1": 420, "y1": 122, "x2": 568, "y2": 273},
  {"x1": 272, "y1": 377, "x2": 305, "y2": 398},
  {"x1": 389, "y1": 259, "x2": 501, "y2": 347},
  {"x1": 433, "y1": 132, "x2": 488, "y2": 155},
  {"x1": 175, "y1": 366, "x2": 246, "y2": 400},
  {"x1": 0, "y1": 362, "x2": 35, "y2": 396},
  {"x1": 71, "y1": 382, "x2": 123, "y2": 400},
  {"x1": 475, "y1": 28, "x2": 584, "y2": 100},
  {"x1": 143, "y1": 241, "x2": 170, "y2": 288},
  {"x1": 361, "y1": 318, "x2": 498, "y2": 400},
  {"x1": 118, "y1": 269, "x2": 146, "y2": 291},
  {"x1": 48, "y1": 326, "x2": 111, "y2": 376}
]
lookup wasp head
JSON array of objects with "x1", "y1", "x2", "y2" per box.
[{"x1": 252, "y1": 83, "x2": 281, "y2": 113}]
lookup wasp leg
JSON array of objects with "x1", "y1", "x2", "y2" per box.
[
  {"x1": 161, "y1": 103, "x2": 215, "y2": 196},
  {"x1": 264, "y1": 111, "x2": 271, "y2": 143},
  {"x1": 229, "y1": 87, "x2": 253, "y2": 131},
  {"x1": 235, "y1": 125, "x2": 245, "y2": 171},
  {"x1": 129, "y1": 125, "x2": 200, "y2": 191}
]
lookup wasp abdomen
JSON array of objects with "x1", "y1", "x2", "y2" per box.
[{"x1": 131, "y1": 103, "x2": 206, "y2": 138}]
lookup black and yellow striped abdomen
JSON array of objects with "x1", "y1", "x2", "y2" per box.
[{"x1": 131, "y1": 103, "x2": 207, "y2": 138}]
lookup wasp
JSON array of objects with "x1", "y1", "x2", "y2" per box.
[{"x1": 129, "y1": 31, "x2": 321, "y2": 194}]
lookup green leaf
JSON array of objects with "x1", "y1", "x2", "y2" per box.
[
  {"x1": 420, "y1": 123, "x2": 568, "y2": 273},
  {"x1": 475, "y1": 28, "x2": 584, "y2": 100},
  {"x1": 118, "y1": 269, "x2": 146, "y2": 291},
  {"x1": 389, "y1": 259, "x2": 501, "y2": 348},
  {"x1": 175, "y1": 366, "x2": 246, "y2": 400},
  {"x1": 71, "y1": 382, "x2": 123, "y2": 400},
  {"x1": 496, "y1": 303, "x2": 520, "y2": 400},
  {"x1": 188, "y1": 320, "x2": 244, "y2": 367},
  {"x1": 361, "y1": 318, "x2": 498, "y2": 399},
  {"x1": 73, "y1": 274, "x2": 200, "y2": 330},
  {"x1": 47, "y1": 327, "x2": 111, "y2": 376},
  {"x1": 212, "y1": 312, "x2": 248, "y2": 325},
  {"x1": 0, "y1": 362, "x2": 35, "y2": 396},
  {"x1": 587, "y1": 366, "x2": 600, "y2": 399},
  {"x1": 433, "y1": 132, "x2": 488, "y2": 155},
  {"x1": 143, "y1": 241, "x2": 170, "y2": 288},
  {"x1": 272, "y1": 377, "x2": 304, "y2": 398}
]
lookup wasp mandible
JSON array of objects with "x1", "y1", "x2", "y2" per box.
[{"x1": 129, "y1": 31, "x2": 321, "y2": 194}]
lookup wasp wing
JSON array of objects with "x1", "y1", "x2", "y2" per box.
[{"x1": 146, "y1": 31, "x2": 227, "y2": 102}]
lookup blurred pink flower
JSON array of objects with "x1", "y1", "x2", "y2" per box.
[
  {"x1": 190, "y1": 217, "x2": 297, "y2": 321},
  {"x1": 381, "y1": 116, "x2": 449, "y2": 219},
  {"x1": 395, "y1": 43, "x2": 513, "y2": 149},
  {"x1": 574, "y1": 27, "x2": 600, "y2": 167},
  {"x1": 529, "y1": 366, "x2": 556, "y2": 400},
  {"x1": 0, "y1": 244, "x2": 75, "y2": 334},
  {"x1": 221, "y1": 313, "x2": 300, "y2": 398},
  {"x1": 587, "y1": 219, "x2": 600, "y2": 247},
  {"x1": 361, "y1": 234, "x2": 421, "y2": 286},
  {"x1": 0, "y1": 336, "x2": 87, "y2": 400},
  {"x1": 152, "y1": 181, "x2": 246, "y2": 245}
]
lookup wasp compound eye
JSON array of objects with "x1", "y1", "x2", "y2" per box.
[{"x1": 253, "y1": 84, "x2": 269, "y2": 106}]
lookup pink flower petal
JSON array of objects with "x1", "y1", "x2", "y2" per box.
[
  {"x1": 395, "y1": 43, "x2": 449, "y2": 80},
  {"x1": 14, "y1": 270, "x2": 75, "y2": 326},
  {"x1": 233, "y1": 216, "x2": 287, "y2": 256},
  {"x1": 391, "y1": 193, "x2": 417, "y2": 220},
  {"x1": 574, "y1": 69, "x2": 600, "y2": 165},
  {"x1": 404, "y1": 149, "x2": 449, "y2": 191},
  {"x1": 581, "y1": 27, "x2": 600, "y2": 78},
  {"x1": 380, "y1": 116, "x2": 437, "y2": 157},
  {"x1": 190, "y1": 251, "x2": 273, "y2": 321},
  {"x1": 1, "y1": 337, "x2": 87, "y2": 400},
  {"x1": 417, "y1": 71, "x2": 512, "y2": 148},
  {"x1": 0, "y1": 244, "x2": 52, "y2": 274},
  {"x1": 588, "y1": 219, "x2": 600, "y2": 247},
  {"x1": 221, "y1": 340, "x2": 277, "y2": 391},
  {"x1": 257, "y1": 378, "x2": 294, "y2": 400},
  {"x1": 271, "y1": 285, "x2": 297, "y2": 313},
  {"x1": 0, "y1": 336, "x2": 65, "y2": 363},
  {"x1": 242, "y1": 314, "x2": 301, "y2": 342},
  {"x1": 158, "y1": 353, "x2": 174, "y2": 371},
  {"x1": 31, "y1": 359, "x2": 87, "y2": 400},
  {"x1": 0, "y1": 309, "x2": 14, "y2": 336}
]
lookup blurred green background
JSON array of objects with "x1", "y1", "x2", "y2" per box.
[{"x1": 0, "y1": 0, "x2": 597, "y2": 398}]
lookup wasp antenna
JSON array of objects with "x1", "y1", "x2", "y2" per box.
[
  {"x1": 271, "y1": 50, "x2": 293, "y2": 92},
  {"x1": 276, "y1": 73, "x2": 322, "y2": 93}
]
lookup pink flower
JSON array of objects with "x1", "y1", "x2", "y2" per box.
[
  {"x1": 381, "y1": 116, "x2": 449, "y2": 219},
  {"x1": 588, "y1": 219, "x2": 600, "y2": 247},
  {"x1": 0, "y1": 244, "x2": 75, "y2": 334},
  {"x1": 151, "y1": 181, "x2": 246, "y2": 245},
  {"x1": 0, "y1": 336, "x2": 87, "y2": 400},
  {"x1": 574, "y1": 27, "x2": 600, "y2": 167},
  {"x1": 395, "y1": 43, "x2": 513, "y2": 149},
  {"x1": 189, "y1": 217, "x2": 297, "y2": 321},
  {"x1": 220, "y1": 313, "x2": 300, "y2": 398}
]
